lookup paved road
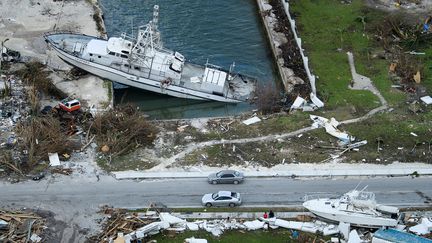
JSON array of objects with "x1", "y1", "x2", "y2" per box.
[
  {"x1": 1, "y1": 176, "x2": 431, "y2": 208},
  {"x1": 1, "y1": 175, "x2": 431, "y2": 242}
]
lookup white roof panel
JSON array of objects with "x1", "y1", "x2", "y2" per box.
[
  {"x1": 107, "y1": 37, "x2": 133, "y2": 54},
  {"x1": 86, "y1": 39, "x2": 108, "y2": 56},
  {"x1": 203, "y1": 68, "x2": 227, "y2": 87}
]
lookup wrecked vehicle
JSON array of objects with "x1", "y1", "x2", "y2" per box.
[
  {"x1": 1, "y1": 46, "x2": 21, "y2": 62},
  {"x1": 57, "y1": 99, "x2": 81, "y2": 113}
]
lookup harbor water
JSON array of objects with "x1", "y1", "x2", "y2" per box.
[{"x1": 100, "y1": 0, "x2": 276, "y2": 119}]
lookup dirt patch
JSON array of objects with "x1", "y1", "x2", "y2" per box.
[{"x1": 365, "y1": 0, "x2": 432, "y2": 16}]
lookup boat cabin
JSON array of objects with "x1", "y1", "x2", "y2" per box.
[{"x1": 81, "y1": 37, "x2": 133, "y2": 65}]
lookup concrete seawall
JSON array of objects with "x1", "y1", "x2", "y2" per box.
[{"x1": 256, "y1": 0, "x2": 315, "y2": 97}]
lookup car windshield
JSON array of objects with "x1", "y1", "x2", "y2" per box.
[
  {"x1": 234, "y1": 171, "x2": 240, "y2": 176},
  {"x1": 212, "y1": 193, "x2": 218, "y2": 199},
  {"x1": 216, "y1": 172, "x2": 222, "y2": 177}
]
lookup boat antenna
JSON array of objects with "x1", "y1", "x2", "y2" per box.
[
  {"x1": 229, "y1": 61, "x2": 235, "y2": 74},
  {"x1": 353, "y1": 181, "x2": 362, "y2": 191},
  {"x1": 153, "y1": 5, "x2": 159, "y2": 31},
  {"x1": 131, "y1": 17, "x2": 134, "y2": 37},
  {"x1": 360, "y1": 185, "x2": 368, "y2": 192}
]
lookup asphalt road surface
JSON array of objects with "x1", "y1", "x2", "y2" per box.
[{"x1": 1, "y1": 176, "x2": 431, "y2": 209}]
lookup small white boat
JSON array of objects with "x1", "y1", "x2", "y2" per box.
[
  {"x1": 44, "y1": 5, "x2": 256, "y2": 103},
  {"x1": 303, "y1": 187, "x2": 399, "y2": 228}
]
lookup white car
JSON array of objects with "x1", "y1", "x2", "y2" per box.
[{"x1": 201, "y1": 191, "x2": 242, "y2": 207}]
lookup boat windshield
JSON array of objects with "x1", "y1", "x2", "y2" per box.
[{"x1": 353, "y1": 191, "x2": 375, "y2": 201}]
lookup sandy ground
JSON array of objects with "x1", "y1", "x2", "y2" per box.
[{"x1": 0, "y1": 0, "x2": 110, "y2": 109}]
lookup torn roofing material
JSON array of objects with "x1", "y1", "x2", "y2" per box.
[
  {"x1": 310, "y1": 115, "x2": 355, "y2": 143},
  {"x1": 373, "y1": 228, "x2": 432, "y2": 243}
]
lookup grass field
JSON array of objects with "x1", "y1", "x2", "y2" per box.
[
  {"x1": 290, "y1": 0, "x2": 408, "y2": 114},
  {"x1": 148, "y1": 229, "x2": 324, "y2": 243}
]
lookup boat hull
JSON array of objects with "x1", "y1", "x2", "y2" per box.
[
  {"x1": 47, "y1": 38, "x2": 245, "y2": 103},
  {"x1": 303, "y1": 200, "x2": 398, "y2": 228}
]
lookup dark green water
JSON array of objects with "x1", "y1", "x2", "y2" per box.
[{"x1": 100, "y1": 0, "x2": 276, "y2": 119}]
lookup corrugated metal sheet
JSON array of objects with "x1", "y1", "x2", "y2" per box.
[{"x1": 373, "y1": 229, "x2": 432, "y2": 243}]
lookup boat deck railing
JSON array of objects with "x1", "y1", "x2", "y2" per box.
[{"x1": 303, "y1": 193, "x2": 340, "y2": 202}]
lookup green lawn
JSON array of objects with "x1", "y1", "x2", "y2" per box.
[
  {"x1": 290, "y1": 0, "x2": 405, "y2": 115},
  {"x1": 148, "y1": 229, "x2": 323, "y2": 243}
]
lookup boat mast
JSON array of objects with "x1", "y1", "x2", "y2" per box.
[{"x1": 130, "y1": 5, "x2": 162, "y2": 66}]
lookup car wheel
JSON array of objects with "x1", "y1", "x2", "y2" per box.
[
  {"x1": 233, "y1": 180, "x2": 239, "y2": 185},
  {"x1": 229, "y1": 203, "x2": 235, "y2": 207},
  {"x1": 212, "y1": 180, "x2": 217, "y2": 185},
  {"x1": 205, "y1": 203, "x2": 212, "y2": 207}
]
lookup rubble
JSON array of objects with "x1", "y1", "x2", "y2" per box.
[
  {"x1": 48, "y1": 152, "x2": 60, "y2": 167},
  {"x1": 93, "y1": 208, "x2": 338, "y2": 242},
  {"x1": 310, "y1": 115, "x2": 355, "y2": 143},
  {"x1": 185, "y1": 237, "x2": 208, "y2": 243},
  {"x1": 242, "y1": 116, "x2": 261, "y2": 125},
  {"x1": 409, "y1": 217, "x2": 432, "y2": 235},
  {"x1": 243, "y1": 220, "x2": 265, "y2": 230},
  {"x1": 0, "y1": 209, "x2": 46, "y2": 242},
  {"x1": 420, "y1": 96, "x2": 432, "y2": 105}
]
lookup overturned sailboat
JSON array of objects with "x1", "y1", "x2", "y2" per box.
[
  {"x1": 303, "y1": 187, "x2": 400, "y2": 228},
  {"x1": 44, "y1": 5, "x2": 256, "y2": 103}
]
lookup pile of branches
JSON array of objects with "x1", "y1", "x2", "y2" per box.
[
  {"x1": 14, "y1": 61, "x2": 67, "y2": 99},
  {"x1": 370, "y1": 14, "x2": 427, "y2": 85},
  {"x1": 15, "y1": 116, "x2": 78, "y2": 169},
  {"x1": 392, "y1": 53, "x2": 424, "y2": 85},
  {"x1": 374, "y1": 14, "x2": 432, "y2": 50},
  {"x1": 89, "y1": 105, "x2": 158, "y2": 158},
  {"x1": 0, "y1": 209, "x2": 45, "y2": 242}
]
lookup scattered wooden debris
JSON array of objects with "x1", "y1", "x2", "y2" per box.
[
  {"x1": 89, "y1": 206, "x2": 157, "y2": 242},
  {"x1": 0, "y1": 209, "x2": 45, "y2": 242}
]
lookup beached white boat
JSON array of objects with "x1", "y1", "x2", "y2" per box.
[
  {"x1": 44, "y1": 5, "x2": 256, "y2": 103},
  {"x1": 303, "y1": 188, "x2": 400, "y2": 228}
]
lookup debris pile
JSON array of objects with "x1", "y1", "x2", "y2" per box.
[
  {"x1": 89, "y1": 105, "x2": 158, "y2": 159},
  {"x1": 310, "y1": 115, "x2": 355, "y2": 144},
  {"x1": 0, "y1": 75, "x2": 30, "y2": 176},
  {"x1": 93, "y1": 207, "x2": 338, "y2": 242},
  {"x1": 409, "y1": 217, "x2": 432, "y2": 236},
  {"x1": 0, "y1": 209, "x2": 45, "y2": 242}
]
